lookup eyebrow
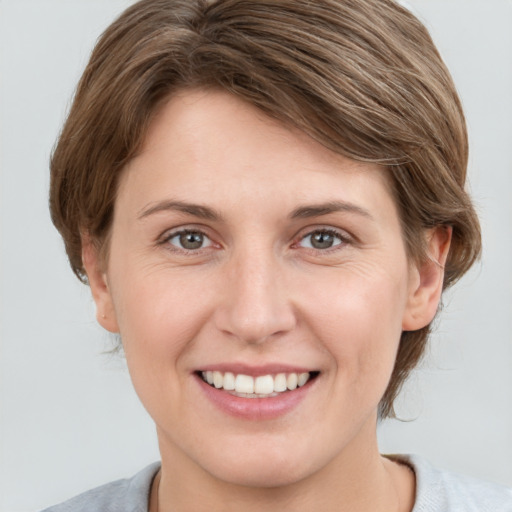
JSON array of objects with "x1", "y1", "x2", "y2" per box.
[
  {"x1": 290, "y1": 201, "x2": 374, "y2": 221},
  {"x1": 138, "y1": 200, "x2": 223, "y2": 221},
  {"x1": 137, "y1": 199, "x2": 373, "y2": 222}
]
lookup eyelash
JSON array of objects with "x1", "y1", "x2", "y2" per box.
[
  {"x1": 159, "y1": 228, "x2": 215, "y2": 253},
  {"x1": 295, "y1": 228, "x2": 350, "y2": 252},
  {"x1": 158, "y1": 227, "x2": 351, "y2": 254}
]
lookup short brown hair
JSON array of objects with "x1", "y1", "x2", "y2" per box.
[{"x1": 50, "y1": 0, "x2": 481, "y2": 418}]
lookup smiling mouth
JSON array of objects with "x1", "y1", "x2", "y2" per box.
[{"x1": 198, "y1": 370, "x2": 320, "y2": 398}]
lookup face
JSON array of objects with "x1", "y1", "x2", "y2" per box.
[{"x1": 85, "y1": 89, "x2": 445, "y2": 488}]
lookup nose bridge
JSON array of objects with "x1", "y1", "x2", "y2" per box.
[{"x1": 215, "y1": 242, "x2": 295, "y2": 344}]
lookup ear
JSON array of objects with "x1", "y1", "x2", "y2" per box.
[
  {"x1": 402, "y1": 226, "x2": 452, "y2": 331},
  {"x1": 81, "y1": 236, "x2": 119, "y2": 333}
]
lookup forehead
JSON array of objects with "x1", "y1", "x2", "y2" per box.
[
  {"x1": 120, "y1": 88, "x2": 396, "y2": 219},
  {"x1": 141, "y1": 88, "x2": 354, "y2": 170}
]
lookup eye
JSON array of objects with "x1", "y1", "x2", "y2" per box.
[
  {"x1": 166, "y1": 230, "x2": 213, "y2": 251},
  {"x1": 298, "y1": 229, "x2": 345, "y2": 250}
]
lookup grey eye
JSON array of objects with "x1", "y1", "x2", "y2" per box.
[
  {"x1": 299, "y1": 230, "x2": 343, "y2": 250},
  {"x1": 169, "y1": 231, "x2": 212, "y2": 250}
]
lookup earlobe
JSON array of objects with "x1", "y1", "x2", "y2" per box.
[
  {"x1": 81, "y1": 237, "x2": 119, "y2": 333},
  {"x1": 402, "y1": 226, "x2": 452, "y2": 331}
]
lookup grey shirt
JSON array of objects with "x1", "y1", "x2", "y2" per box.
[{"x1": 42, "y1": 455, "x2": 512, "y2": 511}]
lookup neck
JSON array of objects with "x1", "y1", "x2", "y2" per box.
[{"x1": 153, "y1": 418, "x2": 414, "y2": 512}]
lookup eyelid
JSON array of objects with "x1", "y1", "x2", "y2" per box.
[
  {"x1": 156, "y1": 224, "x2": 354, "y2": 253},
  {"x1": 157, "y1": 225, "x2": 219, "y2": 252},
  {"x1": 293, "y1": 226, "x2": 353, "y2": 250}
]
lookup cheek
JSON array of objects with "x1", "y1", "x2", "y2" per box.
[
  {"x1": 108, "y1": 265, "x2": 217, "y2": 368},
  {"x1": 302, "y1": 266, "x2": 407, "y2": 384},
  {"x1": 109, "y1": 269, "x2": 219, "y2": 421}
]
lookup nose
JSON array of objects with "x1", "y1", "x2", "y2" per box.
[{"x1": 214, "y1": 246, "x2": 296, "y2": 345}]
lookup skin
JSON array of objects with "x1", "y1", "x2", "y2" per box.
[{"x1": 83, "y1": 89, "x2": 451, "y2": 512}]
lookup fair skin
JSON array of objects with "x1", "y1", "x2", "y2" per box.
[{"x1": 83, "y1": 89, "x2": 451, "y2": 512}]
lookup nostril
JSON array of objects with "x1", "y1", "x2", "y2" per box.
[{"x1": 212, "y1": 282, "x2": 297, "y2": 344}]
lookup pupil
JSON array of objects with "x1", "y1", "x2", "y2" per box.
[
  {"x1": 311, "y1": 232, "x2": 333, "y2": 249},
  {"x1": 180, "y1": 232, "x2": 203, "y2": 249}
]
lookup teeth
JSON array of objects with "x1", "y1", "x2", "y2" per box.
[
  {"x1": 287, "y1": 373, "x2": 298, "y2": 390},
  {"x1": 223, "y1": 372, "x2": 235, "y2": 390},
  {"x1": 200, "y1": 370, "x2": 314, "y2": 396},
  {"x1": 235, "y1": 374, "x2": 254, "y2": 394},
  {"x1": 298, "y1": 372, "x2": 309, "y2": 387},
  {"x1": 213, "y1": 371, "x2": 223, "y2": 388},
  {"x1": 255, "y1": 375, "x2": 274, "y2": 394},
  {"x1": 274, "y1": 373, "x2": 287, "y2": 392}
]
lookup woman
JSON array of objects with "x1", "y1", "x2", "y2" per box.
[{"x1": 43, "y1": 0, "x2": 511, "y2": 510}]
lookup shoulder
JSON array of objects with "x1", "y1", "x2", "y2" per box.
[
  {"x1": 393, "y1": 454, "x2": 512, "y2": 512},
  {"x1": 40, "y1": 462, "x2": 160, "y2": 512}
]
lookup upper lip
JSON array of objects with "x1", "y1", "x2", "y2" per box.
[{"x1": 195, "y1": 363, "x2": 317, "y2": 377}]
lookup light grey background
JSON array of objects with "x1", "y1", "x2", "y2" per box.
[{"x1": 1, "y1": 1, "x2": 511, "y2": 510}]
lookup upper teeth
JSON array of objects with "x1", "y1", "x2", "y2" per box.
[{"x1": 201, "y1": 371, "x2": 311, "y2": 396}]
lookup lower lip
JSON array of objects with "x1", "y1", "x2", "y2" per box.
[{"x1": 195, "y1": 374, "x2": 316, "y2": 420}]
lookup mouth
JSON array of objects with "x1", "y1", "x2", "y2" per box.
[{"x1": 197, "y1": 370, "x2": 320, "y2": 398}]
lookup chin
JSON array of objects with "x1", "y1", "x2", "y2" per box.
[
  {"x1": 194, "y1": 439, "x2": 323, "y2": 489},
  {"x1": 208, "y1": 460, "x2": 310, "y2": 489}
]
